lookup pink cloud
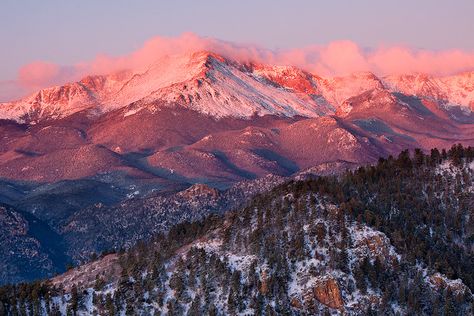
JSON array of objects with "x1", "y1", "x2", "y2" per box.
[
  {"x1": 367, "y1": 46, "x2": 474, "y2": 75},
  {"x1": 5, "y1": 32, "x2": 474, "y2": 101},
  {"x1": 17, "y1": 61, "x2": 78, "y2": 94},
  {"x1": 18, "y1": 62, "x2": 62, "y2": 88},
  {"x1": 312, "y1": 41, "x2": 371, "y2": 75}
]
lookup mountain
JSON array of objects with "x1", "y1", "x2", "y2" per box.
[
  {"x1": 384, "y1": 72, "x2": 474, "y2": 111},
  {"x1": 1, "y1": 148, "x2": 473, "y2": 315},
  {"x1": 3, "y1": 52, "x2": 473, "y2": 124},
  {"x1": 0, "y1": 52, "x2": 334, "y2": 123},
  {"x1": 0, "y1": 51, "x2": 473, "y2": 186},
  {"x1": 3, "y1": 53, "x2": 472, "y2": 124},
  {"x1": 1, "y1": 50, "x2": 474, "y2": 288},
  {"x1": 0, "y1": 204, "x2": 68, "y2": 284},
  {"x1": 0, "y1": 173, "x2": 287, "y2": 285}
]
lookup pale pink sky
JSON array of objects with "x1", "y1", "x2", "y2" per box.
[{"x1": 1, "y1": 0, "x2": 473, "y2": 101}]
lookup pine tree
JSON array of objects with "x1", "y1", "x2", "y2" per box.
[
  {"x1": 105, "y1": 294, "x2": 115, "y2": 316},
  {"x1": 208, "y1": 303, "x2": 218, "y2": 316},
  {"x1": 187, "y1": 295, "x2": 201, "y2": 316},
  {"x1": 68, "y1": 285, "x2": 79, "y2": 315},
  {"x1": 354, "y1": 264, "x2": 367, "y2": 294},
  {"x1": 94, "y1": 274, "x2": 105, "y2": 291}
]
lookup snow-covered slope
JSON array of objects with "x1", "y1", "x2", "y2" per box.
[
  {"x1": 319, "y1": 71, "x2": 385, "y2": 107},
  {"x1": 2, "y1": 51, "x2": 473, "y2": 124},
  {"x1": 0, "y1": 73, "x2": 129, "y2": 123},
  {"x1": 0, "y1": 50, "x2": 473, "y2": 186},
  {"x1": 8, "y1": 155, "x2": 474, "y2": 315},
  {"x1": 0, "y1": 52, "x2": 335, "y2": 123},
  {"x1": 384, "y1": 71, "x2": 474, "y2": 111},
  {"x1": 131, "y1": 52, "x2": 334, "y2": 118}
]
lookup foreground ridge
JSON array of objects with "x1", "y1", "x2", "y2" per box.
[{"x1": 1, "y1": 146, "x2": 473, "y2": 315}]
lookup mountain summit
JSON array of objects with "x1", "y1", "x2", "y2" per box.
[
  {"x1": 2, "y1": 51, "x2": 473, "y2": 124},
  {"x1": 0, "y1": 52, "x2": 333, "y2": 123}
]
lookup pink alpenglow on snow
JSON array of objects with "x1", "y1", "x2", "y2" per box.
[{"x1": 4, "y1": 33, "x2": 474, "y2": 102}]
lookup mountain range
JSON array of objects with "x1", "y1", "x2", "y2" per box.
[
  {"x1": 0, "y1": 49, "x2": 474, "y2": 306},
  {"x1": 0, "y1": 51, "x2": 473, "y2": 188}
]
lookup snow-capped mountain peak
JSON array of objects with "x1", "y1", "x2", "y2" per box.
[
  {"x1": 384, "y1": 72, "x2": 474, "y2": 111},
  {"x1": 1, "y1": 50, "x2": 473, "y2": 123},
  {"x1": 0, "y1": 51, "x2": 336, "y2": 122}
]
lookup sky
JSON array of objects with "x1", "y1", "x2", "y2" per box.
[{"x1": 1, "y1": 0, "x2": 474, "y2": 101}]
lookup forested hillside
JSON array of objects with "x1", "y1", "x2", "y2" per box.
[{"x1": 1, "y1": 145, "x2": 473, "y2": 315}]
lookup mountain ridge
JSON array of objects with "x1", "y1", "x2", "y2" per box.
[
  {"x1": 1, "y1": 148, "x2": 473, "y2": 315},
  {"x1": 1, "y1": 51, "x2": 473, "y2": 124}
]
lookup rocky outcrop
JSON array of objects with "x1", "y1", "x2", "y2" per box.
[
  {"x1": 352, "y1": 226, "x2": 399, "y2": 263},
  {"x1": 290, "y1": 297, "x2": 303, "y2": 309},
  {"x1": 312, "y1": 277, "x2": 344, "y2": 309},
  {"x1": 179, "y1": 183, "x2": 220, "y2": 200},
  {"x1": 260, "y1": 270, "x2": 269, "y2": 295},
  {"x1": 428, "y1": 273, "x2": 472, "y2": 296}
]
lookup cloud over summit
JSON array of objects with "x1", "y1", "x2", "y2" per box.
[{"x1": 3, "y1": 33, "x2": 474, "y2": 101}]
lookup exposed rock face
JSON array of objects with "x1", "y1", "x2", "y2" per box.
[
  {"x1": 179, "y1": 183, "x2": 220, "y2": 200},
  {"x1": 352, "y1": 226, "x2": 399, "y2": 262},
  {"x1": 428, "y1": 273, "x2": 472, "y2": 296},
  {"x1": 313, "y1": 277, "x2": 344, "y2": 309},
  {"x1": 260, "y1": 270, "x2": 269, "y2": 295},
  {"x1": 290, "y1": 297, "x2": 303, "y2": 309}
]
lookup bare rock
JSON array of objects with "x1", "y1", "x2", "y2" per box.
[{"x1": 313, "y1": 277, "x2": 344, "y2": 309}]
